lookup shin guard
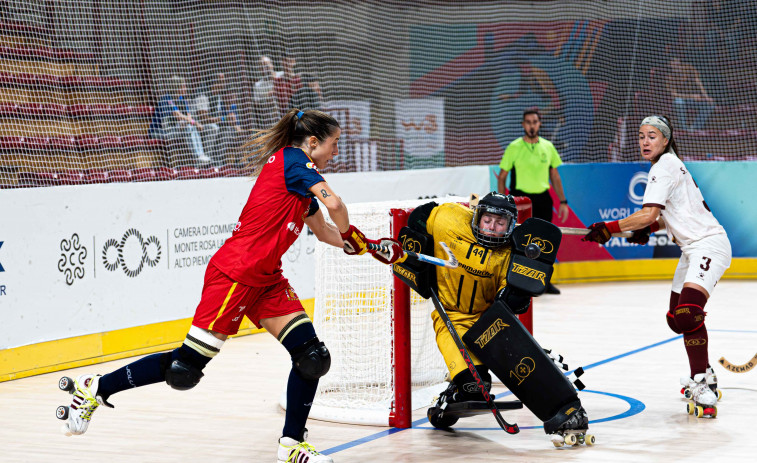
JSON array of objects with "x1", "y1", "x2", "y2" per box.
[{"x1": 462, "y1": 301, "x2": 578, "y2": 424}]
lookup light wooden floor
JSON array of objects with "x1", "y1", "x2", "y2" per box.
[{"x1": 1, "y1": 281, "x2": 756, "y2": 462}]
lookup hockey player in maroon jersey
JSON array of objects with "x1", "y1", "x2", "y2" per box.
[
  {"x1": 583, "y1": 115, "x2": 731, "y2": 419},
  {"x1": 55, "y1": 109, "x2": 404, "y2": 463}
]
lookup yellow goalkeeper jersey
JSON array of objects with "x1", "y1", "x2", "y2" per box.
[{"x1": 426, "y1": 202, "x2": 512, "y2": 315}]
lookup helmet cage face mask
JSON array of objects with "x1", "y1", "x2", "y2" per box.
[{"x1": 471, "y1": 203, "x2": 517, "y2": 248}]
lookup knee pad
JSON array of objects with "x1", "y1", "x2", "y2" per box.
[
  {"x1": 673, "y1": 304, "x2": 706, "y2": 333},
  {"x1": 164, "y1": 355, "x2": 205, "y2": 391},
  {"x1": 291, "y1": 338, "x2": 331, "y2": 381},
  {"x1": 666, "y1": 309, "x2": 682, "y2": 334}
]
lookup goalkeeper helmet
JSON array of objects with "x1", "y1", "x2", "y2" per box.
[{"x1": 471, "y1": 192, "x2": 518, "y2": 248}]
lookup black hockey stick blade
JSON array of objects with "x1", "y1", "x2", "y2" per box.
[{"x1": 429, "y1": 289, "x2": 519, "y2": 435}]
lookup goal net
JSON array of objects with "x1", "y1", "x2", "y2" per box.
[
  {"x1": 298, "y1": 198, "x2": 454, "y2": 427},
  {"x1": 3, "y1": 1, "x2": 756, "y2": 188}
]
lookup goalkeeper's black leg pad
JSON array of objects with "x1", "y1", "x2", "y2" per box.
[{"x1": 462, "y1": 301, "x2": 578, "y2": 424}]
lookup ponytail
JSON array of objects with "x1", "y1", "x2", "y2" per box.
[
  {"x1": 661, "y1": 115, "x2": 679, "y2": 158},
  {"x1": 241, "y1": 108, "x2": 339, "y2": 175}
]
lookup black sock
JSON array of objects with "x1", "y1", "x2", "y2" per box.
[
  {"x1": 279, "y1": 316, "x2": 320, "y2": 441},
  {"x1": 97, "y1": 352, "x2": 165, "y2": 400},
  {"x1": 452, "y1": 367, "x2": 491, "y2": 401},
  {"x1": 98, "y1": 345, "x2": 211, "y2": 401}
]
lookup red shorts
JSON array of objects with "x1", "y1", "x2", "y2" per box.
[{"x1": 192, "y1": 263, "x2": 304, "y2": 335}]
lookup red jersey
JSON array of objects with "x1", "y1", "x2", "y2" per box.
[{"x1": 210, "y1": 147, "x2": 324, "y2": 287}]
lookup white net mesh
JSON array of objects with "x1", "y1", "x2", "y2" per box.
[
  {"x1": 2, "y1": 1, "x2": 756, "y2": 188},
  {"x1": 307, "y1": 198, "x2": 454, "y2": 426}
]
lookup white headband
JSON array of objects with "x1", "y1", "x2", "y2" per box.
[{"x1": 640, "y1": 116, "x2": 671, "y2": 139}]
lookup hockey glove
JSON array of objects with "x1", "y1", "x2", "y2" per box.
[
  {"x1": 582, "y1": 221, "x2": 621, "y2": 244},
  {"x1": 627, "y1": 222, "x2": 661, "y2": 245},
  {"x1": 341, "y1": 224, "x2": 369, "y2": 255},
  {"x1": 369, "y1": 238, "x2": 406, "y2": 265},
  {"x1": 497, "y1": 287, "x2": 532, "y2": 315},
  {"x1": 627, "y1": 227, "x2": 651, "y2": 245}
]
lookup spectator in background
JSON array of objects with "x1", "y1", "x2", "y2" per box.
[
  {"x1": 274, "y1": 54, "x2": 301, "y2": 114},
  {"x1": 193, "y1": 84, "x2": 221, "y2": 165},
  {"x1": 198, "y1": 73, "x2": 248, "y2": 166},
  {"x1": 149, "y1": 75, "x2": 210, "y2": 164},
  {"x1": 252, "y1": 56, "x2": 280, "y2": 130},
  {"x1": 290, "y1": 73, "x2": 323, "y2": 111},
  {"x1": 496, "y1": 107, "x2": 569, "y2": 295},
  {"x1": 666, "y1": 57, "x2": 715, "y2": 131}
]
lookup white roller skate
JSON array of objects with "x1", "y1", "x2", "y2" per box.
[
  {"x1": 277, "y1": 429, "x2": 333, "y2": 463},
  {"x1": 680, "y1": 366, "x2": 722, "y2": 401},
  {"x1": 55, "y1": 374, "x2": 113, "y2": 436},
  {"x1": 683, "y1": 373, "x2": 718, "y2": 418}
]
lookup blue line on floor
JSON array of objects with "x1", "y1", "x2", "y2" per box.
[
  {"x1": 413, "y1": 389, "x2": 645, "y2": 430},
  {"x1": 321, "y1": 330, "x2": 752, "y2": 455}
]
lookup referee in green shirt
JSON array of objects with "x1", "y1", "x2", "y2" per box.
[{"x1": 497, "y1": 108, "x2": 569, "y2": 294}]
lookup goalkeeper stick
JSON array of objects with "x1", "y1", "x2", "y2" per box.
[
  {"x1": 428, "y1": 288, "x2": 519, "y2": 434},
  {"x1": 367, "y1": 241, "x2": 459, "y2": 269}
]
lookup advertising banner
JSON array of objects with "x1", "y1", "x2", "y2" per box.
[
  {"x1": 0, "y1": 165, "x2": 489, "y2": 349},
  {"x1": 395, "y1": 98, "x2": 445, "y2": 167},
  {"x1": 490, "y1": 161, "x2": 757, "y2": 260}
]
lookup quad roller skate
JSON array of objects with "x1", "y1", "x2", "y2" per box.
[
  {"x1": 680, "y1": 366, "x2": 722, "y2": 401},
  {"x1": 56, "y1": 374, "x2": 113, "y2": 436},
  {"x1": 684, "y1": 373, "x2": 718, "y2": 418},
  {"x1": 544, "y1": 401, "x2": 595, "y2": 447}
]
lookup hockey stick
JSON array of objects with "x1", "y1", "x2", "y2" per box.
[
  {"x1": 719, "y1": 353, "x2": 757, "y2": 373},
  {"x1": 429, "y1": 288, "x2": 519, "y2": 435},
  {"x1": 557, "y1": 226, "x2": 633, "y2": 239},
  {"x1": 367, "y1": 241, "x2": 459, "y2": 269}
]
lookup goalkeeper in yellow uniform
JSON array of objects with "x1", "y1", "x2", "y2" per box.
[{"x1": 395, "y1": 192, "x2": 591, "y2": 445}]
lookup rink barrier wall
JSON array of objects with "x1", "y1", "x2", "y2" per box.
[{"x1": 3, "y1": 257, "x2": 754, "y2": 382}]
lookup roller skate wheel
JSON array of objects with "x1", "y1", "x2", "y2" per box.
[
  {"x1": 59, "y1": 376, "x2": 75, "y2": 392},
  {"x1": 695, "y1": 405, "x2": 704, "y2": 418},
  {"x1": 565, "y1": 434, "x2": 578, "y2": 446},
  {"x1": 683, "y1": 389, "x2": 692, "y2": 400},
  {"x1": 686, "y1": 402, "x2": 695, "y2": 415},
  {"x1": 716, "y1": 389, "x2": 723, "y2": 401},
  {"x1": 56, "y1": 405, "x2": 69, "y2": 420},
  {"x1": 585, "y1": 434, "x2": 596, "y2": 446},
  {"x1": 551, "y1": 436, "x2": 564, "y2": 447},
  {"x1": 577, "y1": 434, "x2": 585, "y2": 444}
]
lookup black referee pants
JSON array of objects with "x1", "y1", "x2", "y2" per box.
[{"x1": 511, "y1": 189, "x2": 554, "y2": 223}]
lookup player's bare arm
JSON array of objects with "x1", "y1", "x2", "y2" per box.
[
  {"x1": 304, "y1": 208, "x2": 343, "y2": 248},
  {"x1": 497, "y1": 169, "x2": 509, "y2": 194},
  {"x1": 617, "y1": 205, "x2": 661, "y2": 231},
  {"x1": 309, "y1": 181, "x2": 349, "y2": 233},
  {"x1": 549, "y1": 167, "x2": 569, "y2": 222}
]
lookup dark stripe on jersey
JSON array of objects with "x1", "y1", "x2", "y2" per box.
[
  {"x1": 703, "y1": 200, "x2": 711, "y2": 212},
  {"x1": 185, "y1": 333, "x2": 220, "y2": 353},
  {"x1": 466, "y1": 243, "x2": 475, "y2": 259},
  {"x1": 468, "y1": 280, "x2": 478, "y2": 314},
  {"x1": 480, "y1": 248, "x2": 489, "y2": 265},
  {"x1": 642, "y1": 203, "x2": 666, "y2": 210},
  {"x1": 456, "y1": 275, "x2": 464, "y2": 309}
]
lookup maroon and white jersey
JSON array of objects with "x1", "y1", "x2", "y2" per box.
[
  {"x1": 210, "y1": 147, "x2": 323, "y2": 287},
  {"x1": 642, "y1": 152, "x2": 725, "y2": 247}
]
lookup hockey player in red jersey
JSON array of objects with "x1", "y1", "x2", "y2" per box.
[{"x1": 55, "y1": 109, "x2": 404, "y2": 463}]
